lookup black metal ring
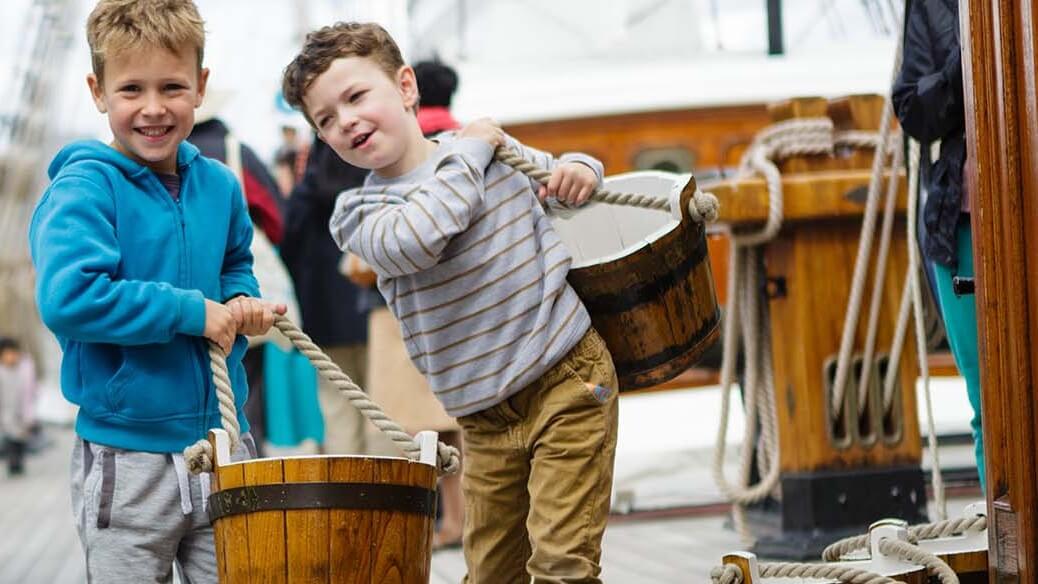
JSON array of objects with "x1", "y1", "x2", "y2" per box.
[{"x1": 208, "y1": 482, "x2": 437, "y2": 522}]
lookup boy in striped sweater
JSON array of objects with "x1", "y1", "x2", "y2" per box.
[{"x1": 282, "y1": 21, "x2": 619, "y2": 584}]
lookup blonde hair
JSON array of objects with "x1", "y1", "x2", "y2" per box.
[
  {"x1": 281, "y1": 22, "x2": 405, "y2": 126},
  {"x1": 86, "y1": 0, "x2": 206, "y2": 82}
]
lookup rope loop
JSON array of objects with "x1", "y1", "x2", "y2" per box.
[
  {"x1": 184, "y1": 315, "x2": 462, "y2": 477},
  {"x1": 822, "y1": 515, "x2": 988, "y2": 561}
]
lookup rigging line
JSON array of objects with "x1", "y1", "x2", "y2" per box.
[
  {"x1": 708, "y1": 0, "x2": 723, "y2": 50},
  {"x1": 788, "y1": 0, "x2": 832, "y2": 51},
  {"x1": 626, "y1": 0, "x2": 674, "y2": 28},
  {"x1": 820, "y1": 0, "x2": 846, "y2": 39}
]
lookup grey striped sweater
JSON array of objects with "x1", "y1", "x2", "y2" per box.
[{"x1": 330, "y1": 133, "x2": 601, "y2": 417}]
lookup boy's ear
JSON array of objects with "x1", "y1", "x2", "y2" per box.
[
  {"x1": 396, "y1": 65, "x2": 419, "y2": 111},
  {"x1": 194, "y1": 68, "x2": 211, "y2": 107},
  {"x1": 86, "y1": 73, "x2": 107, "y2": 113}
]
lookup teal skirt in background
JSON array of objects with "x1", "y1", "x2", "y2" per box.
[{"x1": 262, "y1": 343, "x2": 323, "y2": 447}]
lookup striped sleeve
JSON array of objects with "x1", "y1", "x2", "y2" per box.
[{"x1": 329, "y1": 138, "x2": 495, "y2": 278}]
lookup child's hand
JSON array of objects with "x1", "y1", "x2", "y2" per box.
[
  {"x1": 226, "y1": 296, "x2": 288, "y2": 337},
  {"x1": 540, "y1": 162, "x2": 597, "y2": 206},
  {"x1": 459, "y1": 117, "x2": 505, "y2": 148},
  {"x1": 203, "y1": 299, "x2": 238, "y2": 354}
]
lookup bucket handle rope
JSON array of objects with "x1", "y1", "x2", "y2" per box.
[
  {"x1": 493, "y1": 146, "x2": 720, "y2": 223},
  {"x1": 184, "y1": 315, "x2": 461, "y2": 476}
]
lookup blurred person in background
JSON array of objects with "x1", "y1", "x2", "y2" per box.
[
  {"x1": 274, "y1": 124, "x2": 304, "y2": 196},
  {"x1": 0, "y1": 337, "x2": 37, "y2": 476},
  {"x1": 188, "y1": 91, "x2": 297, "y2": 456},
  {"x1": 281, "y1": 136, "x2": 372, "y2": 456}
]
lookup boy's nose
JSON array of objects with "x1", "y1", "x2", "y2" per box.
[
  {"x1": 141, "y1": 93, "x2": 167, "y2": 116},
  {"x1": 336, "y1": 106, "x2": 358, "y2": 132}
]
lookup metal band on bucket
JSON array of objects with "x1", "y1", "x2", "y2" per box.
[{"x1": 208, "y1": 482, "x2": 437, "y2": 522}]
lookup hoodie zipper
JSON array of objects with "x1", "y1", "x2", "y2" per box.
[
  {"x1": 152, "y1": 169, "x2": 209, "y2": 438},
  {"x1": 175, "y1": 172, "x2": 211, "y2": 439}
]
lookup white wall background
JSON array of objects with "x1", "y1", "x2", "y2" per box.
[{"x1": 1, "y1": 0, "x2": 903, "y2": 168}]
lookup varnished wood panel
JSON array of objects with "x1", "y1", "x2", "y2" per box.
[
  {"x1": 329, "y1": 457, "x2": 374, "y2": 584},
  {"x1": 503, "y1": 104, "x2": 771, "y2": 174},
  {"x1": 284, "y1": 458, "x2": 330, "y2": 583},
  {"x1": 703, "y1": 170, "x2": 907, "y2": 227},
  {"x1": 217, "y1": 461, "x2": 252, "y2": 583},
  {"x1": 244, "y1": 459, "x2": 288, "y2": 583},
  {"x1": 369, "y1": 459, "x2": 410, "y2": 583},
  {"x1": 962, "y1": 0, "x2": 1038, "y2": 579},
  {"x1": 765, "y1": 218, "x2": 921, "y2": 471}
]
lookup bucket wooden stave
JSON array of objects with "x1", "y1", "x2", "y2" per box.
[
  {"x1": 209, "y1": 433, "x2": 436, "y2": 584},
  {"x1": 551, "y1": 173, "x2": 720, "y2": 390}
]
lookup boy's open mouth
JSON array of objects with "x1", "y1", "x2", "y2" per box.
[
  {"x1": 136, "y1": 126, "x2": 173, "y2": 139},
  {"x1": 352, "y1": 132, "x2": 373, "y2": 149}
]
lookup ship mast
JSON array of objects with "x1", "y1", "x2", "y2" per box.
[{"x1": 0, "y1": 0, "x2": 76, "y2": 358}]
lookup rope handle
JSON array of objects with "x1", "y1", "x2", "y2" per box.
[
  {"x1": 184, "y1": 315, "x2": 461, "y2": 476},
  {"x1": 492, "y1": 146, "x2": 720, "y2": 223}
]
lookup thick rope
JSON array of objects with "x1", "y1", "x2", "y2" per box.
[
  {"x1": 709, "y1": 564, "x2": 742, "y2": 584},
  {"x1": 712, "y1": 117, "x2": 841, "y2": 542},
  {"x1": 822, "y1": 515, "x2": 988, "y2": 561},
  {"x1": 184, "y1": 315, "x2": 461, "y2": 476},
  {"x1": 827, "y1": 99, "x2": 897, "y2": 419},
  {"x1": 828, "y1": 18, "x2": 906, "y2": 423},
  {"x1": 854, "y1": 143, "x2": 904, "y2": 417},
  {"x1": 492, "y1": 147, "x2": 720, "y2": 223},
  {"x1": 710, "y1": 562, "x2": 901, "y2": 584},
  {"x1": 878, "y1": 539, "x2": 959, "y2": 584},
  {"x1": 903, "y1": 137, "x2": 945, "y2": 518}
]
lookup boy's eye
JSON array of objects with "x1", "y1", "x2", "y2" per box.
[
  {"x1": 120, "y1": 84, "x2": 141, "y2": 93},
  {"x1": 164, "y1": 84, "x2": 186, "y2": 91},
  {"x1": 349, "y1": 90, "x2": 367, "y2": 103},
  {"x1": 316, "y1": 116, "x2": 332, "y2": 129}
]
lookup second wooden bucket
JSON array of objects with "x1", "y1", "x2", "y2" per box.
[
  {"x1": 550, "y1": 172, "x2": 721, "y2": 390},
  {"x1": 207, "y1": 431, "x2": 437, "y2": 583}
]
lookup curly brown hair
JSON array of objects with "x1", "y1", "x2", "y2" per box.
[
  {"x1": 281, "y1": 22, "x2": 405, "y2": 127},
  {"x1": 86, "y1": 0, "x2": 206, "y2": 83}
]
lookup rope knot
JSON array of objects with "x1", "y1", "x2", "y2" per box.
[
  {"x1": 436, "y1": 442, "x2": 462, "y2": 476},
  {"x1": 689, "y1": 189, "x2": 720, "y2": 223},
  {"x1": 709, "y1": 564, "x2": 743, "y2": 584},
  {"x1": 184, "y1": 439, "x2": 213, "y2": 474}
]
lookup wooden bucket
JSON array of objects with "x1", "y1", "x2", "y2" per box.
[
  {"x1": 550, "y1": 172, "x2": 720, "y2": 390},
  {"x1": 206, "y1": 431, "x2": 438, "y2": 583}
]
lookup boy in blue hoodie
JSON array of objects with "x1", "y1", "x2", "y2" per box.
[{"x1": 28, "y1": 1, "x2": 284, "y2": 581}]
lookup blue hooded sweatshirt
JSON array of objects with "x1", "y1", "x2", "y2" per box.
[{"x1": 29, "y1": 140, "x2": 259, "y2": 453}]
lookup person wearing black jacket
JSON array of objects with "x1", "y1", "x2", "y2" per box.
[
  {"x1": 892, "y1": 0, "x2": 983, "y2": 489},
  {"x1": 280, "y1": 138, "x2": 372, "y2": 455}
]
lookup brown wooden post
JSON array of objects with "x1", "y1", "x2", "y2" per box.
[
  {"x1": 960, "y1": 0, "x2": 1038, "y2": 581},
  {"x1": 704, "y1": 95, "x2": 927, "y2": 559}
]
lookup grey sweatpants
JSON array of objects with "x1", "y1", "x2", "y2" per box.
[{"x1": 70, "y1": 435, "x2": 255, "y2": 583}]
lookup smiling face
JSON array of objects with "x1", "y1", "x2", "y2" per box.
[
  {"x1": 304, "y1": 56, "x2": 429, "y2": 178},
  {"x1": 87, "y1": 45, "x2": 208, "y2": 174}
]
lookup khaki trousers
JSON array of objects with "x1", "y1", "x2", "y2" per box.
[
  {"x1": 458, "y1": 328, "x2": 619, "y2": 584},
  {"x1": 317, "y1": 343, "x2": 369, "y2": 455}
]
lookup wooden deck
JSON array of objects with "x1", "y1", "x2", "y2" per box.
[
  {"x1": 0, "y1": 401, "x2": 979, "y2": 583},
  {"x1": 0, "y1": 424, "x2": 743, "y2": 583}
]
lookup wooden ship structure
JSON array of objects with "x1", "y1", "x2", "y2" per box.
[
  {"x1": 1, "y1": 0, "x2": 1036, "y2": 582},
  {"x1": 505, "y1": 0, "x2": 1036, "y2": 581}
]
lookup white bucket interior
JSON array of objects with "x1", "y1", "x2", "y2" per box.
[{"x1": 549, "y1": 171, "x2": 687, "y2": 268}]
